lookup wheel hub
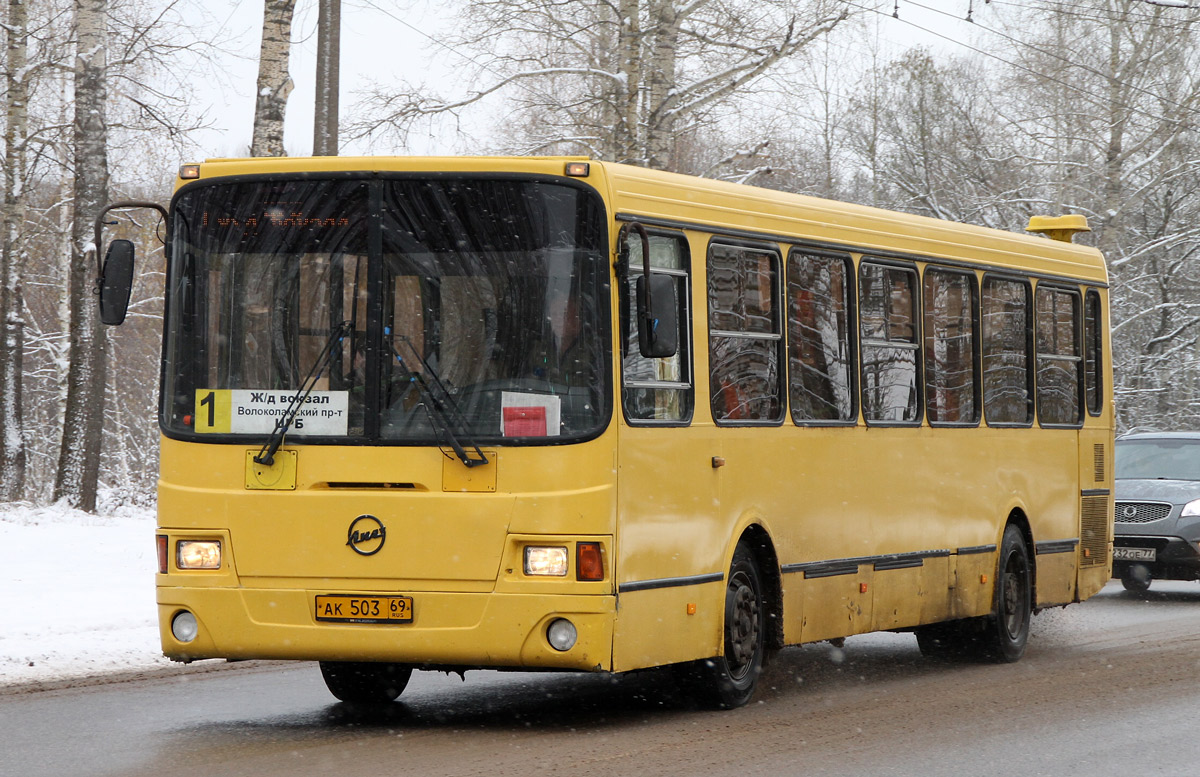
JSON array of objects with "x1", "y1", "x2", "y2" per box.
[{"x1": 727, "y1": 574, "x2": 760, "y2": 675}]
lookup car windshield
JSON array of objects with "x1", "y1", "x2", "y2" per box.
[
  {"x1": 1115, "y1": 438, "x2": 1200, "y2": 481},
  {"x1": 162, "y1": 175, "x2": 611, "y2": 444}
]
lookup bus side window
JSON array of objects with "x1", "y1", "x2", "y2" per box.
[
  {"x1": 788, "y1": 250, "x2": 855, "y2": 424},
  {"x1": 622, "y1": 231, "x2": 693, "y2": 424},
  {"x1": 859, "y1": 261, "x2": 921, "y2": 424},
  {"x1": 1084, "y1": 290, "x2": 1103, "y2": 416},
  {"x1": 923, "y1": 267, "x2": 980, "y2": 425},
  {"x1": 981, "y1": 276, "x2": 1033, "y2": 425},
  {"x1": 1035, "y1": 285, "x2": 1082, "y2": 426},
  {"x1": 708, "y1": 243, "x2": 784, "y2": 425}
]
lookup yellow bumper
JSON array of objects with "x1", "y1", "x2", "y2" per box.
[{"x1": 158, "y1": 586, "x2": 615, "y2": 671}]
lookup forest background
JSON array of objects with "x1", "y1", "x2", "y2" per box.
[{"x1": 0, "y1": 0, "x2": 1196, "y2": 512}]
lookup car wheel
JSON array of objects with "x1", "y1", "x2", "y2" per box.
[{"x1": 1120, "y1": 564, "x2": 1152, "y2": 593}]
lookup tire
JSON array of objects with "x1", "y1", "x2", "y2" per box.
[
  {"x1": 319, "y1": 661, "x2": 412, "y2": 703},
  {"x1": 1120, "y1": 564, "x2": 1152, "y2": 593},
  {"x1": 684, "y1": 543, "x2": 766, "y2": 709},
  {"x1": 978, "y1": 524, "x2": 1033, "y2": 663}
]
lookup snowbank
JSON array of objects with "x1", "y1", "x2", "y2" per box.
[{"x1": 0, "y1": 501, "x2": 174, "y2": 688}]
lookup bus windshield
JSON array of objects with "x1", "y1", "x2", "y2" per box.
[{"x1": 162, "y1": 176, "x2": 611, "y2": 444}]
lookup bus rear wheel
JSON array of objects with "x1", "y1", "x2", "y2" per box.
[
  {"x1": 914, "y1": 525, "x2": 1031, "y2": 663},
  {"x1": 682, "y1": 543, "x2": 766, "y2": 709},
  {"x1": 319, "y1": 661, "x2": 412, "y2": 703},
  {"x1": 981, "y1": 524, "x2": 1032, "y2": 662}
]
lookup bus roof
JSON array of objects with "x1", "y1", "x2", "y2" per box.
[
  {"x1": 181, "y1": 155, "x2": 1107, "y2": 285},
  {"x1": 602, "y1": 162, "x2": 1107, "y2": 286}
]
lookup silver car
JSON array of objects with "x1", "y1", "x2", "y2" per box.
[{"x1": 1113, "y1": 432, "x2": 1200, "y2": 592}]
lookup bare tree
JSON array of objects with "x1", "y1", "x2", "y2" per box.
[
  {"x1": 842, "y1": 48, "x2": 1031, "y2": 229},
  {"x1": 252, "y1": 0, "x2": 296, "y2": 156},
  {"x1": 1000, "y1": 0, "x2": 1200, "y2": 429},
  {"x1": 55, "y1": 0, "x2": 109, "y2": 510},
  {"x1": 350, "y1": 0, "x2": 851, "y2": 172},
  {"x1": 0, "y1": 0, "x2": 32, "y2": 499}
]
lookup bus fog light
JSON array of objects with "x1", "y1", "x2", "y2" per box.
[
  {"x1": 172, "y1": 611, "x2": 198, "y2": 643},
  {"x1": 524, "y1": 546, "x2": 568, "y2": 576},
  {"x1": 177, "y1": 540, "x2": 221, "y2": 570},
  {"x1": 547, "y1": 618, "x2": 577, "y2": 651}
]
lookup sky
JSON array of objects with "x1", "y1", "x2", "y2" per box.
[{"x1": 187, "y1": 0, "x2": 986, "y2": 160}]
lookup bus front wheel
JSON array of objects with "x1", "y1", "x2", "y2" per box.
[
  {"x1": 681, "y1": 542, "x2": 766, "y2": 709},
  {"x1": 319, "y1": 661, "x2": 412, "y2": 703}
]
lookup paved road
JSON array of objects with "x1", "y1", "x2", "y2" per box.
[{"x1": 4, "y1": 580, "x2": 1200, "y2": 777}]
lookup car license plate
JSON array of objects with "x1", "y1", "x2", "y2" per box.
[
  {"x1": 315, "y1": 594, "x2": 413, "y2": 623},
  {"x1": 1113, "y1": 547, "x2": 1156, "y2": 562}
]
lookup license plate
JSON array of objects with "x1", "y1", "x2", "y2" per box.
[
  {"x1": 315, "y1": 594, "x2": 413, "y2": 623},
  {"x1": 1113, "y1": 547, "x2": 1156, "y2": 562}
]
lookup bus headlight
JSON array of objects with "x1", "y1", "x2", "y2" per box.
[
  {"x1": 177, "y1": 540, "x2": 221, "y2": 570},
  {"x1": 524, "y1": 546, "x2": 568, "y2": 576}
]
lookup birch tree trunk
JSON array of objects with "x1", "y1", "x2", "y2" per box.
[
  {"x1": 313, "y1": 0, "x2": 339, "y2": 156},
  {"x1": 0, "y1": 0, "x2": 30, "y2": 499},
  {"x1": 251, "y1": 0, "x2": 295, "y2": 157},
  {"x1": 54, "y1": 0, "x2": 109, "y2": 511},
  {"x1": 643, "y1": 0, "x2": 681, "y2": 170}
]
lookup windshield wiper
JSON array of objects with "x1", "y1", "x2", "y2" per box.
[
  {"x1": 391, "y1": 333, "x2": 489, "y2": 468},
  {"x1": 254, "y1": 321, "x2": 352, "y2": 466}
]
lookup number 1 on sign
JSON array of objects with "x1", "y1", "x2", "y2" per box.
[{"x1": 194, "y1": 389, "x2": 232, "y2": 433}]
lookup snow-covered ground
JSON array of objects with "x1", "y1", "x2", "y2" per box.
[{"x1": 1, "y1": 501, "x2": 174, "y2": 688}]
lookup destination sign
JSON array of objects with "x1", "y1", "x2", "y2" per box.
[{"x1": 194, "y1": 389, "x2": 350, "y2": 435}]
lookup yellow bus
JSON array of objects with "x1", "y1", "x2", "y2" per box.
[{"x1": 96, "y1": 156, "x2": 1112, "y2": 709}]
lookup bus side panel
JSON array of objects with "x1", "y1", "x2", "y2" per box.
[
  {"x1": 612, "y1": 425, "x2": 725, "y2": 673},
  {"x1": 611, "y1": 584, "x2": 723, "y2": 672},
  {"x1": 949, "y1": 552, "x2": 994, "y2": 618},
  {"x1": 1021, "y1": 431, "x2": 1082, "y2": 609},
  {"x1": 872, "y1": 560, "x2": 946, "y2": 632},
  {"x1": 800, "y1": 573, "x2": 872, "y2": 643},
  {"x1": 1075, "y1": 295, "x2": 1115, "y2": 602}
]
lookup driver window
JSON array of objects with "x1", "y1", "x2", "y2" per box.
[{"x1": 622, "y1": 230, "x2": 693, "y2": 424}]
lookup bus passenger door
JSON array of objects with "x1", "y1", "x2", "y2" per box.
[{"x1": 612, "y1": 228, "x2": 725, "y2": 672}]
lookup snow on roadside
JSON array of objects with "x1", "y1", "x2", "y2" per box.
[{"x1": 0, "y1": 501, "x2": 173, "y2": 687}]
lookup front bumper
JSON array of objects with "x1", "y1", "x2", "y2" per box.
[
  {"x1": 1112, "y1": 535, "x2": 1200, "y2": 582},
  {"x1": 158, "y1": 586, "x2": 615, "y2": 671}
]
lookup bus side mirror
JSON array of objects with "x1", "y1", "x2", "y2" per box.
[
  {"x1": 636, "y1": 274, "x2": 678, "y2": 358},
  {"x1": 98, "y1": 239, "x2": 136, "y2": 325}
]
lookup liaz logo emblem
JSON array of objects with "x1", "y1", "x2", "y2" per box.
[{"x1": 346, "y1": 515, "x2": 386, "y2": 556}]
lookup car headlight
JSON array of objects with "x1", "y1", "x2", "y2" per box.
[
  {"x1": 177, "y1": 540, "x2": 222, "y2": 570},
  {"x1": 1183, "y1": 499, "x2": 1200, "y2": 518}
]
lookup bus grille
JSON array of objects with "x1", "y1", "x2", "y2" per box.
[
  {"x1": 1093, "y1": 444, "x2": 1105, "y2": 483},
  {"x1": 1079, "y1": 495, "x2": 1109, "y2": 567},
  {"x1": 1114, "y1": 501, "x2": 1172, "y2": 524}
]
